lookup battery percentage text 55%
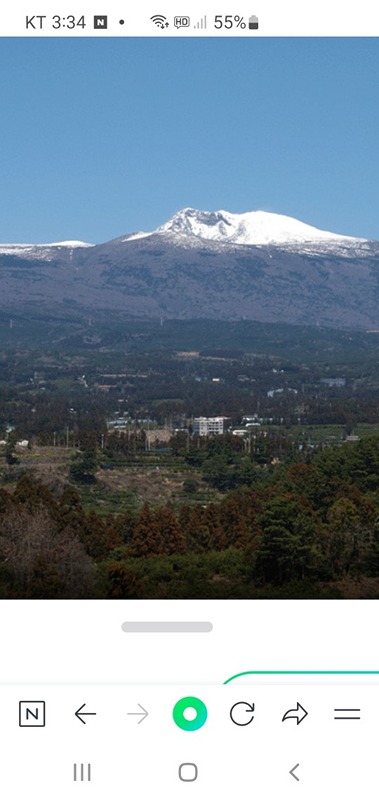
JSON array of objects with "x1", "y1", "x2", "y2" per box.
[{"x1": 214, "y1": 15, "x2": 247, "y2": 29}]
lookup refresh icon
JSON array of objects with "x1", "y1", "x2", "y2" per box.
[{"x1": 230, "y1": 701, "x2": 255, "y2": 726}]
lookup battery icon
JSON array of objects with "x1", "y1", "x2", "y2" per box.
[{"x1": 248, "y1": 15, "x2": 258, "y2": 29}]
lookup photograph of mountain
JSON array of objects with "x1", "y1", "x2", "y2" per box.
[
  {"x1": 1, "y1": 37, "x2": 379, "y2": 599},
  {"x1": 2, "y1": 207, "x2": 379, "y2": 328}
]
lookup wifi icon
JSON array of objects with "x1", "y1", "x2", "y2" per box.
[{"x1": 151, "y1": 14, "x2": 169, "y2": 29}]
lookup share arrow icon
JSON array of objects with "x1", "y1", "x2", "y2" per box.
[{"x1": 282, "y1": 702, "x2": 308, "y2": 725}]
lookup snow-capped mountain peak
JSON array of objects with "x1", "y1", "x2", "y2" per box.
[
  {"x1": 125, "y1": 207, "x2": 367, "y2": 254},
  {"x1": 157, "y1": 207, "x2": 364, "y2": 246}
]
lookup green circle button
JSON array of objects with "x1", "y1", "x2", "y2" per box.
[{"x1": 173, "y1": 696, "x2": 208, "y2": 731}]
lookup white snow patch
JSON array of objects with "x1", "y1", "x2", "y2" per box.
[
  {"x1": 0, "y1": 240, "x2": 94, "y2": 258},
  {"x1": 0, "y1": 240, "x2": 92, "y2": 252},
  {"x1": 121, "y1": 231, "x2": 152, "y2": 242},
  {"x1": 45, "y1": 240, "x2": 94, "y2": 248}
]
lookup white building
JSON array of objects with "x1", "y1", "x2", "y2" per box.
[{"x1": 193, "y1": 416, "x2": 226, "y2": 436}]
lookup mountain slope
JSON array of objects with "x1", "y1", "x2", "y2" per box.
[{"x1": 1, "y1": 209, "x2": 379, "y2": 330}]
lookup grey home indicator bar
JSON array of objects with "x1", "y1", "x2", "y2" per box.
[{"x1": 122, "y1": 621, "x2": 213, "y2": 633}]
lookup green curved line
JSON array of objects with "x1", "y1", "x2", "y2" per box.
[{"x1": 224, "y1": 670, "x2": 379, "y2": 684}]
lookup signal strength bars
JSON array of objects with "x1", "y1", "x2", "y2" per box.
[{"x1": 194, "y1": 15, "x2": 207, "y2": 29}]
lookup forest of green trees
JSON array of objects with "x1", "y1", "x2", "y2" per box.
[{"x1": 1, "y1": 435, "x2": 379, "y2": 599}]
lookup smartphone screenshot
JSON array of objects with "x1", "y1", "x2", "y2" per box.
[{"x1": 1, "y1": 2, "x2": 379, "y2": 796}]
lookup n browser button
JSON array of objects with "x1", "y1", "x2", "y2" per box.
[{"x1": 19, "y1": 700, "x2": 46, "y2": 727}]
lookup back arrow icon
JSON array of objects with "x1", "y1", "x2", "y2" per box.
[
  {"x1": 127, "y1": 704, "x2": 149, "y2": 724},
  {"x1": 289, "y1": 763, "x2": 300, "y2": 781},
  {"x1": 75, "y1": 704, "x2": 97, "y2": 724},
  {"x1": 282, "y1": 702, "x2": 308, "y2": 725}
]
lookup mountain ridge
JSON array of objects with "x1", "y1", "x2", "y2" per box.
[
  {"x1": 1, "y1": 208, "x2": 371, "y2": 253},
  {"x1": 1, "y1": 208, "x2": 378, "y2": 331}
]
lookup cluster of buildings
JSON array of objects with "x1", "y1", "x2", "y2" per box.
[
  {"x1": 193, "y1": 415, "x2": 266, "y2": 437},
  {"x1": 106, "y1": 414, "x2": 268, "y2": 439}
]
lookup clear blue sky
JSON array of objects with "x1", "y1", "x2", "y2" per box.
[{"x1": 1, "y1": 37, "x2": 379, "y2": 243}]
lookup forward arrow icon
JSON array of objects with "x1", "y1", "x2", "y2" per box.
[{"x1": 127, "y1": 703, "x2": 149, "y2": 724}]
